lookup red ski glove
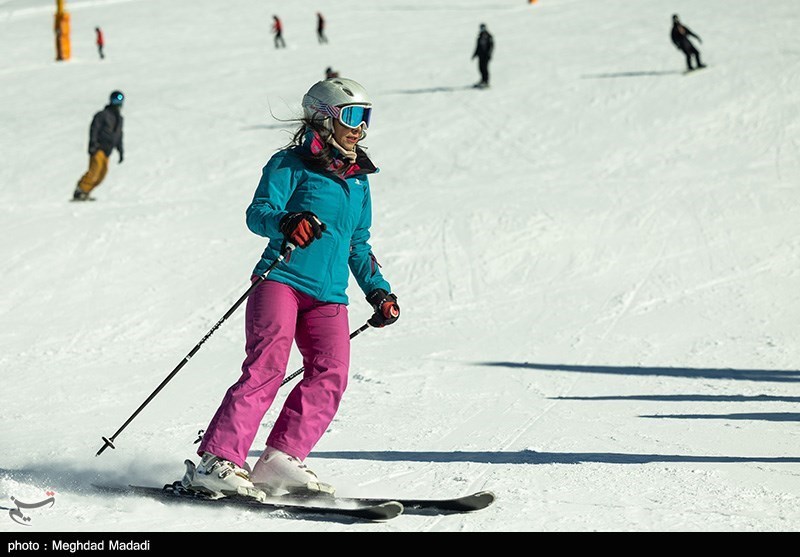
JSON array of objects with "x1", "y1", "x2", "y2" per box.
[{"x1": 279, "y1": 211, "x2": 326, "y2": 249}]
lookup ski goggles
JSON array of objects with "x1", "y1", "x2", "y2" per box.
[{"x1": 335, "y1": 104, "x2": 372, "y2": 129}]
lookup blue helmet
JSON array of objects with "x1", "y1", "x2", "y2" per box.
[{"x1": 109, "y1": 90, "x2": 124, "y2": 106}]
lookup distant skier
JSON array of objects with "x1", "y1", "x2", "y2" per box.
[
  {"x1": 95, "y1": 27, "x2": 104, "y2": 59},
  {"x1": 272, "y1": 15, "x2": 286, "y2": 49},
  {"x1": 671, "y1": 14, "x2": 705, "y2": 72},
  {"x1": 471, "y1": 23, "x2": 494, "y2": 88},
  {"x1": 325, "y1": 67, "x2": 339, "y2": 79},
  {"x1": 316, "y1": 12, "x2": 327, "y2": 44},
  {"x1": 73, "y1": 91, "x2": 124, "y2": 201}
]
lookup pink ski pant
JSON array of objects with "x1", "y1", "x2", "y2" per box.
[{"x1": 198, "y1": 280, "x2": 350, "y2": 465}]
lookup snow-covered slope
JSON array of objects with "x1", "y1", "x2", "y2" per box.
[{"x1": 1, "y1": 0, "x2": 799, "y2": 532}]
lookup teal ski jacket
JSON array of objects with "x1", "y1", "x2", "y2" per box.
[{"x1": 246, "y1": 142, "x2": 391, "y2": 305}]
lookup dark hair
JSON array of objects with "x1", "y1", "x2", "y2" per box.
[{"x1": 283, "y1": 118, "x2": 339, "y2": 173}]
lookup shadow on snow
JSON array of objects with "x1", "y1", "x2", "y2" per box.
[
  {"x1": 554, "y1": 394, "x2": 800, "y2": 403},
  {"x1": 581, "y1": 70, "x2": 683, "y2": 78},
  {"x1": 479, "y1": 361, "x2": 800, "y2": 383},
  {"x1": 306, "y1": 449, "x2": 800, "y2": 465}
]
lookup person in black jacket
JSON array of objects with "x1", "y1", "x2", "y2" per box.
[
  {"x1": 671, "y1": 14, "x2": 705, "y2": 71},
  {"x1": 472, "y1": 23, "x2": 494, "y2": 88},
  {"x1": 73, "y1": 91, "x2": 124, "y2": 201},
  {"x1": 316, "y1": 12, "x2": 327, "y2": 44}
]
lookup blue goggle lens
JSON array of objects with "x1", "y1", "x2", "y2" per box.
[{"x1": 339, "y1": 105, "x2": 371, "y2": 129}]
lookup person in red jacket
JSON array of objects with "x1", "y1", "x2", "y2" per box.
[
  {"x1": 272, "y1": 15, "x2": 286, "y2": 49},
  {"x1": 95, "y1": 26, "x2": 104, "y2": 59}
]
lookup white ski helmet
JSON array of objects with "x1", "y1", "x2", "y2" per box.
[{"x1": 302, "y1": 77, "x2": 372, "y2": 128}]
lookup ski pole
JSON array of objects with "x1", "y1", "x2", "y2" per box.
[
  {"x1": 96, "y1": 243, "x2": 296, "y2": 457},
  {"x1": 280, "y1": 321, "x2": 371, "y2": 387}
]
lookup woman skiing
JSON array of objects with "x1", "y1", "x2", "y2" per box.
[{"x1": 182, "y1": 77, "x2": 400, "y2": 498}]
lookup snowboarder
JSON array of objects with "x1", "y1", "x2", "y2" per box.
[
  {"x1": 325, "y1": 66, "x2": 339, "y2": 79},
  {"x1": 472, "y1": 23, "x2": 494, "y2": 88},
  {"x1": 181, "y1": 77, "x2": 400, "y2": 499},
  {"x1": 95, "y1": 26, "x2": 104, "y2": 59},
  {"x1": 671, "y1": 14, "x2": 705, "y2": 72},
  {"x1": 316, "y1": 12, "x2": 327, "y2": 44},
  {"x1": 73, "y1": 90, "x2": 124, "y2": 201},
  {"x1": 272, "y1": 15, "x2": 286, "y2": 48}
]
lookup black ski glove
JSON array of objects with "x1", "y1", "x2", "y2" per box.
[
  {"x1": 366, "y1": 289, "x2": 400, "y2": 328},
  {"x1": 279, "y1": 211, "x2": 326, "y2": 249}
]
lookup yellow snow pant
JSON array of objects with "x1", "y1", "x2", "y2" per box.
[{"x1": 76, "y1": 150, "x2": 109, "y2": 195}]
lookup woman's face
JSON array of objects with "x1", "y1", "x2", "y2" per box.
[{"x1": 331, "y1": 119, "x2": 362, "y2": 151}]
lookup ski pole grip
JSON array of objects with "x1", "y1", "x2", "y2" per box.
[{"x1": 311, "y1": 215, "x2": 327, "y2": 232}]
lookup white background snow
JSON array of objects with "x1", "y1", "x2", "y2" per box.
[{"x1": 1, "y1": 0, "x2": 799, "y2": 534}]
